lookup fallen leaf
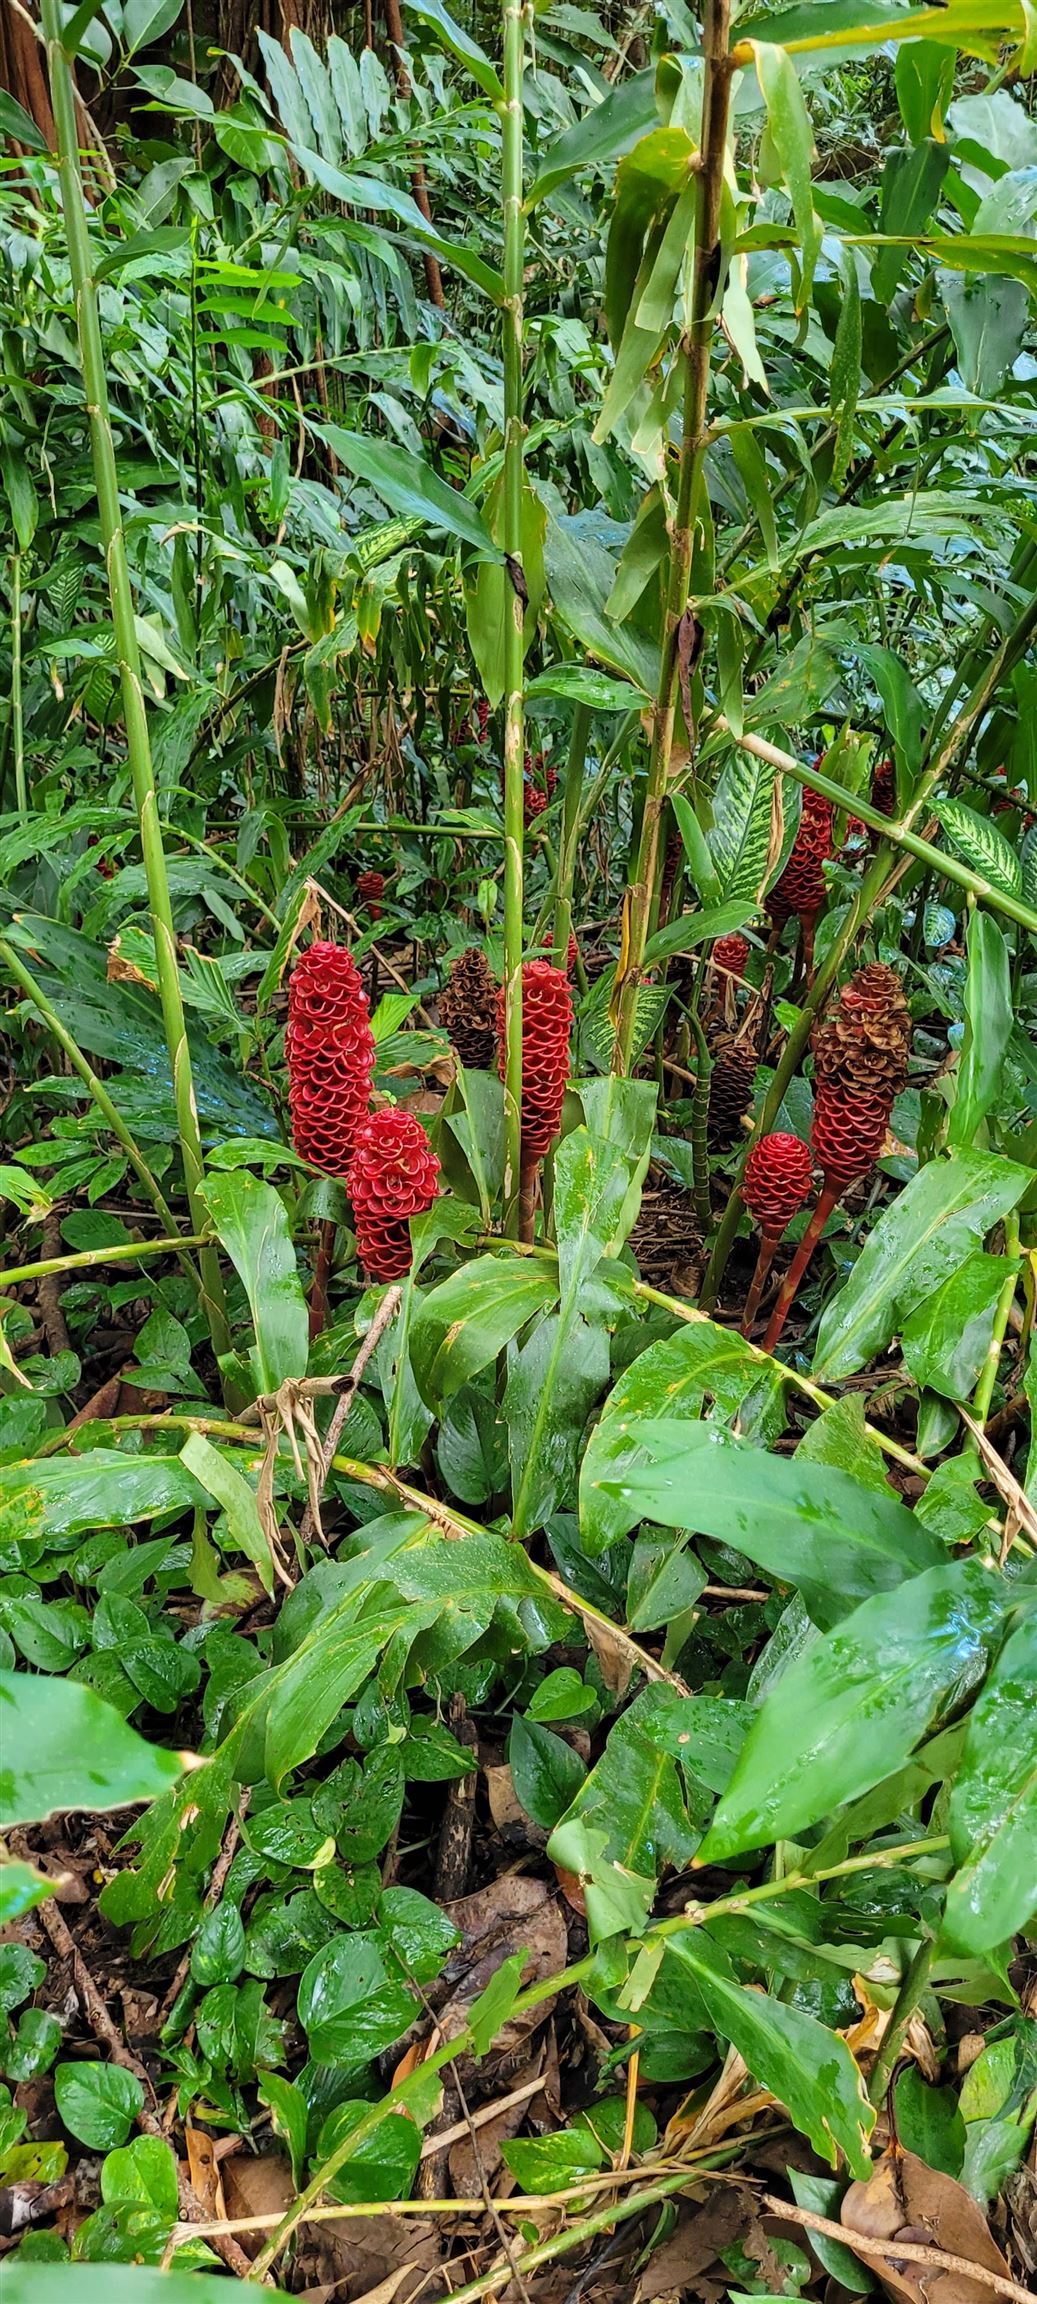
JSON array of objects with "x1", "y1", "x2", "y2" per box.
[
  {"x1": 841, "y1": 2147, "x2": 1011, "y2": 2304},
  {"x1": 433, "y1": 1876, "x2": 568, "y2": 2082},
  {"x1": 186, "y1": 2127, "x2": 225, "y2": 2222}
]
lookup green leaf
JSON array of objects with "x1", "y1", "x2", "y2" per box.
[
  {"x1": 752, "y1": 43, "x2": 821, "y2": 308},
  {"x1": 101, "y1": 2135, "x2": 179, "y2": 2219},
  {"x1": 893, "y1": 2069, "x2": 965, "y2": 2177},
  {"x1": 322, "y1": 426, "x2": 499, "y2": 559},
  {"x1": 544, "y1": 514, "x2": 658, "y2": 697},
  {"x1": 54, "y1": 2063, "x2": 144, "y2": 2151},
  {"x1": 524, "y1": 665, "x2": 636, "y2": 713},
  {"x1": 901, "y1": 1253, "x2": 1017, "y2": 1402},
  {"x1": 0, "y1": 91, "x2": 49, "y2": 152},
  {"x1": 191, "y1": 1904, "x2": 246, "y2": 1988},
  {"x1": 0, "y1": 2269, "x2": 241, "y2": 2304},
  {"x1": 949, "y1": 912, "x2": 1012, "y2": 1147},
  {"x1": 813, "y1": 1150, "x2": 1031, "y2": 1382},
  {"x1": 297, "y1": 1932, "x2": 417, "y2": 2061},
  {"x1": 509, "y1": 1714, "x2": 587, "y2": 1829},
  {"x1": 506, "y1": 1311, "x2": 610, "y2": 1536},
  {"x1": 0, "y1": 1451, "x2": 203, "y2": 1541},
  {"x1": 942, "y1": 274, "x2": 1029, "y2": 397},
  {"x1": 0, "y1": 1861, "x2": 56, "y2": 1927},
  {"x1": 661, "y1": 1930, "x2": 874, "y2": 2175},
  {"x1": 0, "y1": 1674, "x2": 184, "y2": 1827},
  {"x1": 202, "y1": 1173, "x2": 308, "y2": 1397},
  {"x1": 411, "y1": 1255, "x2": 558, "y2": 1409},
  {"x1": 503, "y1": 2129, "x2": 604, "y2": 2192},
  {"x1": 934, "y1": 796, "x2": 1022, "y2": 901},
  {"x1": 317, "y1": 2098, "x2": 422, "y2": 2205},
  {"x1": 554, "y1": 1127, "x2": 637, "y2": 1294},
  {"x1": 896, "y1": 40, "x2": 955, "y2": 142},
  {"x1": 549, "y1": 1689, "x2": 699, "y2": 1888},
  {"x1": 401, "y1": 0, "x2": 502, "y2": 96},
  {"x1": 943, "y1": 1614, "x2": 1037, "y2": 1954},
  {"x1": 592, "y1": 1421, "x2": 939, "y2": 1627},
  {"x1": 180, "y1": 1434, "x2": 273, "y2": 1594},
  {"x1": 580, "y1": 1317, "x2": 787, "y2": 1554},
  {"x1": 642, "y1": 898, "x2": 757, "y2": 966},
  {"x1": 528, "y1": 68, "x2": 658, "y2": 206},
  {"x1": 873, "y1": 140, "x2": 950, "y2": 303},
  {"x1": 671, "y1": 792, "x2": 723, "y2": 907},
  {"x1": 708, "y1": 744, "x2": 778, "y2": 907},
  {"x1": 700, "y1": 1557, "x2": 1006, "y2": 1862}
]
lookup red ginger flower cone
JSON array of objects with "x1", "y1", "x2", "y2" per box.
[
  {"x1": 347, "y1": 1107, "x2": 440, "y2": 1281},
  {"x1": 287, "y1": 942, "x2": 376, "y2": 1176},
  {"x1": 742, "y1": 1134, "x2": 813, "y2": 1233},
  {"x1": 871, "y1": 757, "x2": 896, "y2": 817},
  {"x1": 356, "y1": 869, "x2": 385, "y2": 919},
  {"x1": 768, "y1": 784, "x2": 834, "y2": 929},
  {"x1": 811, "y1": 1082, "x2": 889, "y2": 1192},
  {"x1": 498, "y1": 960, "x2": 573, "y2": 1159},
  {"x1": 566, "y1": 932, "x2": 578, "y2": 979},
  {"x1": 713, "y1": 932, "x2": 749, "y2": 980}
]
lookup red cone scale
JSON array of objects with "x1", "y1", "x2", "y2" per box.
[
  {"x1": 287, "y1": 942, "x2": 376, "y2": 1177},
  {"x1": 566, "y1": 932, "x2": 578, "y2": 979},
  {"x1": 347, "y1": 1107, "x2": 440, "y2": 1280},
  {"x1": 769, "y1": 785, "x2": 834, "y2": 927},
  {"x1": 811, "y1": 1082, "x2": 889, "y2": 1191},
  {"x1": 742, "y1": 1134, "x2": 813, "y2": 1234},
  {"x1": 356, "y1": 869, "x2": 385, "y2": 919},
  {"x1": 498, "y1": 960, "x2": 573, "y2": 1159},
  {"x1": 713, "y1": 932, "x2": 749, "y2": 979},
  {"x1": 871, "y1": 757, "x2": 896, "y2": 817}
]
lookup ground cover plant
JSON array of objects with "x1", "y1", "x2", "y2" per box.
[{"x1": 3, "y1": 0, "x2": 1037, "y2": 2299}]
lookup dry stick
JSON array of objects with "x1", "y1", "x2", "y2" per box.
[
  {"x1": 298, "y1": 1282, "x2": 403, "y2": 1546},
  {"x1": 762, "y1": 1185, "x2": 838, "y2": 1354},
  {"x1": 760, "y1": 2194, "x2": 1035, "y2": 2304},
  {"x1": 11, "y1": 1842, "x2": 253, "y2": 2282}
]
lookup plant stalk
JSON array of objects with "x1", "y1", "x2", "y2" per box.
[
  {"x1": 552, "y1": 702, "x2": 591, "y2": 967},
  {"x1": 499, "y1": 0, "x2": 527, "y2": 1231},
  {"x1": 762, "y1": 1185, "x2": 837, "y2": 1352},
  {"x1": 741, "y1": 1228, "x2": 779, "y2": 1335},
  {"x1": 613, "y1": 0, "x2": 733, "y2": 1074},
  {"x1": 39, "y1": 0, "x2": 229, "y2": 1362},
  {"x1": 10, "y1": 555, "x2": 26, "y2": 823}
]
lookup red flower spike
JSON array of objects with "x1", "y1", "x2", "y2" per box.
[
  {"x1": 347, "y1": 1107, "x2": 440, "y2": 1281},
  {"x1": 566, "y1": 932, "x2": 578, "y2": 979},
  {"x1": 811, "y1": 1082, "x2": 889, "y2": 1193},
  {"x1": 356, "y1": 869, "x2": 385, "y2": 919},
  {"x1": 871, "y1": 757, "x2": 896, "y2": 818},
  {"x1": 742, "y1": 1134, "x2": 813, "y2": 1234},
  {"x1": 713, "y1": 932, "x2": 749, "y2": 980},
  {"x1": 498, "y1": 960, "x2": 573, "y2": 1160},
  {"x1": 769, "y1": 785, "x2": 834, "y2": 926},
  {"x1": 287, "y1": 941, "x2": 376, "y2": 1177}
]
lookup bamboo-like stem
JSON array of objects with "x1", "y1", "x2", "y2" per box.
[
  {"x1": 308, "y1": 1218, "x2": 337, "y2": 1344},
  {"x1": 39, "y1": 0, "x2": 229, "y2": 1362},
  {"x1": 971, "y1": 1211, "x2": 1020, "y2": 1431},
  {"x1": 762, "y1": 1184, "x2": 838, "y2": 1352},
  {"x1": 0, "y1": 1235, "x2": 210, "y2": 1293},
  {"x1": 612, "y1": 0, "x2": 733, "y2": 1074},
  {"x1": 741, "y1": 1228, "x2": 780, "y2": 1335},
  {"x1": 552, "y1": 702, "x2": 591, "y2": 967},
  {"x1": 499, "y1": 0, "x2": 527, "y2": 1232},
  {"x1": 10, "y1": 555, "x2": 26, "y2": 823},
  {"x1": 0, "y1": 935, "x2": 204, "y2": 1298},
  {"x1": 868, "y1": 1936, "x2": 936, "y2": 2103}
]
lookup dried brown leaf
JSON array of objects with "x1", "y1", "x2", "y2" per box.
[{"x1": 841, "y1": 2148, "x2": 1011, "y2": 2304}]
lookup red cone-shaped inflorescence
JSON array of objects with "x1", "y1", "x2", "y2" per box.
[
  {"x1": 811, "y1": 1082, "x2": 889, "y2": 1192},
  {"x1": 498, "y1": 961, "x2": 573, "y2": 1160},
  {"x1": 741, "y1": 1133, "x2": 813, "y2": 1234},
  {"x1": 871, "y1": 757, "x2": 896, "y2": 818},
  {"x1": 713, "y1": 932, "x2": 749, "y2": 979},
  {"x1": 347, "y1": 1107, "x2": 440, "y2": 1281},
  {"x1": 566, "y1": 932, "x2": 578, "y2": 979},
  {"x1": 356, "y1": 869, "x2": 385, "y2": 919},
  {"x1": 477, "y1": 697, "x2": 490, "y2": 744},
  {"x1": 287, "y1": 942, "x2": 376, "y2": 1177},
  {"x1": 769, "y1": 785, "x2": 834, "y2": 928}
]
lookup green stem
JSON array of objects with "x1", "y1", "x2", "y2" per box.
[
  {"x1": 499, "y1": 0, "x2": 527, "y2": 1232},
  {"x1": 971, "y1": 1210, "x2": 1020, "y2": 1433},
  {"x1": 552, "y1": 702, "x2": 591, "y2": 966},
  {"x1": 39, "y1": 0, "x2": 228, "y2": 1363},
  {"x1": 11, "y1": 555, "x2": 26, "y2": 823},
  {"x1": 0, "y1": 1235, "x2": 210, "y2": 1293},
  {"x1": 613, "y1": 0, "x2": 733, "y2": 1074},
  {"x1": 0, "y1": 935, "x2": 204, "y2": 1299}
]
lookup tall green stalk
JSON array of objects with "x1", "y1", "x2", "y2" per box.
[
  {"x1": 552, "y1": 702, "x2": 590, "y2": 967},
  {"x1": 499, "y1": 0, "x2": 527, "y2": 1232},
  {"x1": 613, "y1": 0, "x2": 733, "y2": 1074},
  {"x1": 40, "y1": 0, "x2": 228, "y2": 1361},
  {"x1": 10, "y1": 556, "x2": 26, "y2": 823}
]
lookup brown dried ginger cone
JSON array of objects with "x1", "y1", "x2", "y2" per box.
[
  {"x1": 439, "y1": 947, "x2": 498, "y2": 1071},
  {"x1": 707, "y1": 1027, "x2": 758, "y2": 1143},
  {"x1": 812, "y1": 960, "x2": 911, "y2": 1106}
]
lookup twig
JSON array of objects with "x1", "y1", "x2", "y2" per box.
[
  {"x1": 761, "y1": 2193, "x2": 1034, "y2": 2304},
  {"x1": 12, "y1": 1838, "x2": 253, "y2": 2280},
  {"x1": 298, "y1": 1284, "x2": 402, "y2": 1545},
  {"x1": 417, "y1": 2075, "x2": 544, "y2": 2164},
  {"x1": 307, "y1": 878, "x2": 439, "y2": 1028}
]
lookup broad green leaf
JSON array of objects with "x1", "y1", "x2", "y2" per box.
[
  {"x1": 54, "y1": 2062, "x2": 144, "y2": 2149},
  {"x1": 943, "y1": 1615, "x2": 1037, "y2": 1953},
  {"x1": 0, "y1": 1861, "x2": 55, "y2": 1926},
  {"x1": 509, "y1": 1714, "x2": 587, "y2": 1829},
  {"x1": 896, "y1": 39, "x2": 955, "y2": 141},
  {"x1": 661, "y1": 1930, "x2": 874, "y2": 2175},
  {"x1": 402, "y1": 0, "x2": 502, "y2": 96},
  {"x1": 0, "y1": 91, "x2": 49, "y2": 151},
  {"x1": 642, "y1": 897, "x2": 757, "y2": 966},
  {"x1": 524, "y1": 665, "x2": 636, "y2": 712},
  {"x1": 813, "y1": 1150, "x2": 1030, "y2": 1382},
  {"x1": 410, "y1": 1255, "x2": 558, "y2": 1409},
  {"x1": 580, "y1": 1319, "x2": 787, "y2": 1553},
  {"x1": 544, "y1": 514, "x2": 659, "y2": 697},
  {"x1": 901, "y1": 1253, "x2": 1017, "y2": 1402},
  {"x1": 322, "y1": 426, "x2": 499, "y2": 559},
  {"x1": 202, "y1": 1172, "x2": 308, "y2": 1397},
  {"x1": 934, "y1": 795, "x2": 1022, "y2": 901},
  {"x1": 180, "y1": 1433, "x2": 273, "y2": 1594},
  {"x1": 550, "y1": 1689, "x2": 699, "y2": 1887},
  {"x1": 672, "y1": 791, "x2": 723, "y2": 907},
  {"x1": 298, "y1": 1932, "x2": 417, "y2": 2061},
  {"x1": 0, "y1": 1452, "x2": 203, "y2": 1542},
  {"x1": 591, "y1": 1420, "x2": 939, "y2": 1627},
  {"x1": 554, "y1": 1127, "x2": 637, "y2": 1295},
  {"x1": 506, "y1": 1311, "x2": 611, "y2": 1536},
  {"x1": 528, "y1": 68, "x2": 658, "y2": 206},
  {"x1": 700, "y1": 1557, "x2": 1006, "y2": 1862},
  {"x1": 942, "y1": 273, "x2": 1029, "y2": 397},
  {"x1": 752, "y1": 43, "x2": 821, "y2": 308},
  {"x1": 707, "y1": 746, "x2": 778, "y2": 906},
  {"x1": 317, "y1": 2097, "x2": 422, "y2": 2205},
  {"x1": 873, "y1": 139, "x2": 950, "y2": 303}
]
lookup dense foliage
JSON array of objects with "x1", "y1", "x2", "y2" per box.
[{"x1": 3, "y1": 0, "x2": 1037, "y2": 2296}]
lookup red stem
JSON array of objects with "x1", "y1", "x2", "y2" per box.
[
  {"x1": 519, "y1": 1157, "x2": 540, "y2": 1247},
  {"x1": 762, "y1": 1183, "x2": 839, "y2": 1353},
  {"x1": 740, "y1": 1229, "x2": 780, "y2": 1335}
]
